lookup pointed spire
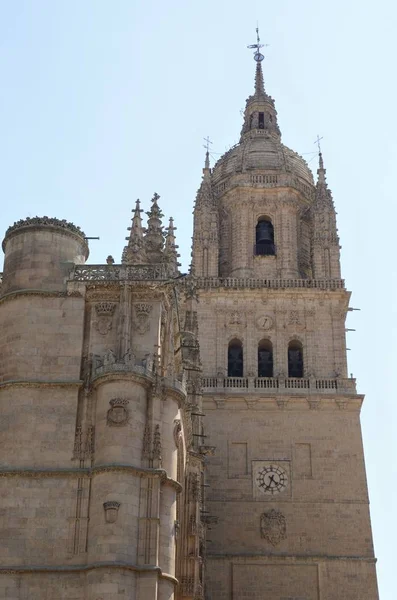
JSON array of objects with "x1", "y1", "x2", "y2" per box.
[
  {"x1": 194, "y1": 149, "x2": 214, "y2": 210},
  {"x1": 122, "y1": 199, "x2": 146, "y2": 264},
  {"x1": 204, "y1": 150, "x2": 210, "y2": 171},
  {"x1": 254, "y1": 60, "x2": 265, "y2": 97},
  {"x1": 144, "y1": 192, "x2": 165, "y2": 262},
  {"x1": 164, "y1": 217, "x2": 181, "y2": 276},
  {"x1": 315, "y1": 152, "x2": 334, "y2": 208},
  {"x1": 240, "y1": 29, "x2": 281, "y2": 141}
]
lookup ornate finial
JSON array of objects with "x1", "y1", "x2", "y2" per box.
[
  {"x1": 122, "y1": 198, "x2": 146, "y2": 264},
  {"x1": 164, "y1": 216, "x2": 181, "y2": 276},
  {"x1": 314, "y1": 135, "x2": 324, "y2": 169},
  {"x1": 247, "y1": 26, "x2": 268, "y2": 62},
  {"x1": 144, "y1": 192, "x2": 165, "y2": 262},
  {"x1": 314, "y1": 136, "x2": 326, "y2": 183},
  {"x1": 203, "y1": 136, "x2": 212, "y2": 171},
  {"x1": 314, "y1": 146, "x2": 334, "y2": 207}
]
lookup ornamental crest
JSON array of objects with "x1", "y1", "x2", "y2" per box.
[
  {"x1": 94, "y1": 302, "x2": 116, "y2": 336},
  {"x1": 260, "y1": 509, "x2": 286, "y2": 546},
  {"x1": 103, "y1": 501, "x2": 121, "y2": 524},
  {"x1": 134, "y1": 303, "x2": 153, "y2": 335},
  {"x1": 107, "y1": 398, "x2": 129, "y2": 427}
]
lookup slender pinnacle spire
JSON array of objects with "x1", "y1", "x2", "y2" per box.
[
  {"x1": 254, "y1": 60, "x2": 265, "y2": 96},
  {"x1": 164, "y1": 216, "x2": 181, "y2": 276},
  {"x1": 317, "y1": 152, "x2": 326, "y2": 185},
  {"x1": 205, "y1": 150, "x2": 210, "y2": 170},
  {"x1": 144, "y1": 192, "x2": 165, "y2": 261},
  {"x1": 122, "y1": 198, "x2": 146, "y2": 264},
  {"x1": 315, "y1": 151, "x2": 334, "y2": 207}
]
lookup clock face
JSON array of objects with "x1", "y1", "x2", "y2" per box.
[
  {"x1": 256, "y1": 464, "x2": 288, "y2": 495},
  {"x1": 257, "y1": 314, "x2": 274, "y2": 331}
]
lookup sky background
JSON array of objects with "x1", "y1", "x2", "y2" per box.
[{"x1": 0, "y1": 1, "x2": 395, "y2": 597}]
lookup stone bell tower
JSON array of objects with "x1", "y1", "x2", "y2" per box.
[{"x1": 192, "y1": 39, "x2": 379, "y2": 600}]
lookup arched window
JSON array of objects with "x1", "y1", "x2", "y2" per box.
[
  {"x1": 255, "y1": 218, "x2": 275, "y2": 256},
  {"x1": 258, "y1": 340, "x2": 273, "y2": 377},
  {"x1": 228, "y1": 339, "x2": 243, "y2": 377},
  {"x1": 288, "y1": 340, "x2": 303, "y2": 378}
]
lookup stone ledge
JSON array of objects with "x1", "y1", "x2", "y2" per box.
[
  {"x1": 0, "y1": 562, "x2": 178, "y2": 583},
  {"x1": 0, "y1": 379, "x2": 83, "y2": 389},
  {"x1": 0, "y1": 464, "x2": 182, "y2": 492},
  {"x1": 206, "y1": 553, "x2": 376, "y2": 563}
]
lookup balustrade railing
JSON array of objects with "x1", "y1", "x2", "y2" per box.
[
  {"x1": 201, "y1": 376, "x2": 356, "y2": 394},
  {"x1": 195, "y1": 277, "x2": 345, "y2": 290},
  {"x1": 69, "y1": 266, "x2": 345, "y2": 290},
  {"x1": 72, "y1": 264, "x2": 168, "y2": 282}
]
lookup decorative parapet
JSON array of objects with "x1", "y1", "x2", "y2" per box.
[
  {"x1": 194, "y1": 277, "x2": 345, "y2": 291},
  {"x1": 72, "y1": 264, "x2": 168, "y2": 282},
  {"x1": 91, "y1": 353, "x2": 186, "y2": 396},
  {"x1": 70, "y1": 267, "x2": 345, "y2": 291},
  {"x1": 213, "y1": 170, "x2": 315, "y2": 201},
  {"x1": 201, "y1": 376, "x2": 357, "y2": 395},
  {"x1": 3, "y1": 216, "x2": 86, "y2": 250}
]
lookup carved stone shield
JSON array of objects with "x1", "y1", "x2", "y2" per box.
[
  {"x1": 107, "y1": 399, "x2": 129, "y2": 427},
  {"x1": 95, "y1": 316, "x2": 113, "y2": 335},
  {"x1": 260, "y1": 509, "x2": 286, "y2": 546}
]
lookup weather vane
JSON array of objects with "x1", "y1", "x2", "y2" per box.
[{"x1": 247, "y1": 26, "x2": 268, "y2": 62}]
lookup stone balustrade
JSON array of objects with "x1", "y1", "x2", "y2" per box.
[
  {"x1": 92, "y1": 355, "x2": 186, "y2": 395},
  {"x1": 201, "y1": 376, "x2": 357, "y2": 394},
  {"x1": 195, "y1": 277, "x2": 345, "y2": 290},
  {"x1": 70, "y1": 266, "x2": 345, "y2": 291},
  {"x1": 72, "y1": 263, "x2": 168, "y2": 281}
]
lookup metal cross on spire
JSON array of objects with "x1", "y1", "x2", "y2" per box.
[
  {"x1": 247, "y1": 26, "x2": 268, "y2": 62},
  {"x1": 314, "y1": 134, "x2": 323, "y2": 154},
  {"x1": 203, "y1": 136, "x2": 213, "y2": 153}
]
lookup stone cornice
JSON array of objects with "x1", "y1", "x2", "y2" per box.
[
  {"x1": 0, "y1": 464, "x2": 182, "y2": 492},
  {"x1": 3, "y1": 217, "x2": 88, "y2": 255},
  {"x1": 0, "y1": 562, "x2": 178, "y2": 583},
  {"x1": 0, "y1": 289, "x2": 83, "y2": 305},
  {"x1": 206, "y1": 553, "x2": 376, "y2": 563},
  {"x1": 0, "y1": 379, "x2": 82, "y2": 390},
  {"x1": 91, "y1": 369, "x2": 186, "y2": 405},
  {"x1": 203, "y1": 395, "x2": 364, "y2": 411}
]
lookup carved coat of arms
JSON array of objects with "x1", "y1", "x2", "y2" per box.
[
  {"x1": 133, "y1": 303, "x2": 153, "y2": 335},
  {"x1": 94, "y1": 302, "x2": 116, "y2": 336},
  {"x1": 260, "y1": 509, "x2": 286, "y2": 546},
  {"x1": 107, "y1": 398, "x2": 129, "y2": 427}
]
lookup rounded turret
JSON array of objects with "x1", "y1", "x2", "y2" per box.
[{"x1": 1, "y1": 216, "x2": 89, "y2": 294}]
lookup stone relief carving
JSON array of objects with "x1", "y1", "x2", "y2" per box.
[
  {"x1": 173, "y1": 419, "x2": 182, "y2": 447},
  {"x1": 133, "y1": 303, "x2": 153, "y2": 335},
  {"x1": 287, "y1": 310, "x2": 305, "y2": 331},
  {"x1": 107, "y1": 398, "x2": 129, "y2": 427},
  {"x1": 103, "y1": 501, "x2": 121, "y2": 524},
  {"x1": 94, "y1": 302, "x2": 116, "y2": 335},
  {"x1": 260, "y1": 509, "x2": 286, "y2": 546},
  {"x1": 103, "y1": 349, "x2": 116, "y2": 366},
  {"x1": 153, "y1": 424, "x2": 162, "y2": 460}
]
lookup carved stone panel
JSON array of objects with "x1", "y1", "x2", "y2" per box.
[
  {"x1": 94, "y1": 302, "x2": 116, "y2": 335},
  {"x1": 103, "y1": 501, "x2": 121, "y2": 524},
  {"x1": 260, "y1": 509, "x2": 287, "y2": 546},
  {"x1": 107, "y1": 398, "x2": 129, "y2": 427},
  {"x1": 133, "y1": 303, "x2": 153, "y2": 335}
]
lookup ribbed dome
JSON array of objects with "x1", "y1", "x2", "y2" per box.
[
  {"x1": 211, "y1": 134, "x2": 314, "y2": 187},
  {"x1": 211, "y1": 58, "x2": 314, "y2": 192}
]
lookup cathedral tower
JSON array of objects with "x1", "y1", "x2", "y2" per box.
[
  {"x1": 193, "y1": 41, "x2": 379, "y2": 600},
  {"x1": 0, "y1": 35, "x2": 378, "y2": 600}
]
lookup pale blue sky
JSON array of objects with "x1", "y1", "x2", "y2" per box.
[{"x1": 0, "y1": 1, "x2": 396, "y2": 597}]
